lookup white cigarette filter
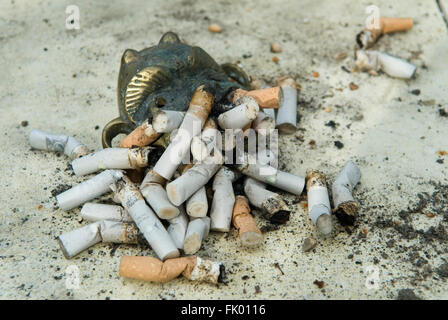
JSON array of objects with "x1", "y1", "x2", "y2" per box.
[
  {"x1": 58, "y1": 220, "x2": 139, "y2": 259},
  {"x1": 332, "y1": 160, "x2": 361, "y2": 226},
  {"x1": 210, "y1": 167, "x2": 238, "y2": 232},
  {"x1": 119, "y1": 255, "x2": 224, "y2": 284},
  {"x1": 71, "y1": 147, "x2": 152, "y2": 176},
  {"x1": 218, "y1": 96, "x2": 259, "y2": 129},
  {"x1": 153, "y1": 86, "x2": 214, "y2": 179},
  {"x1": 252, "y1": 111, "x2": 275, "y2": 135},
  {"x1": 111, "y1": 175, "x2": 179, "y2": 260},
  {"x1": 306, "y1": 169, "x2": 333, "y2": 236},
  {"x1": 243, "y1": 177, "x2": 290, "y2": 224},
  {"x1": 56, "y1": 169, "x2": 123, "y2": 211},
  {"x1": 183, "y1": 217, "x2": 210, "y2": 255},
  {"x1": 190, "y1": 118, "x2": 220, "y2": 162},
  {"x1": 186, "y1": 186, "x2": 208, "y2": 217},
  {"x1": 276, "y1": 77, "x2": 297, "y2": 134},
  {"x1": 140, "y1": 169, "x2": 179, "y2": 219},
  {"x1": 166, "y1": 152, "x2": 224, "y2": 206},
  {"x1": 236, "y1": 152, "x2": 305, "y2": 195},
  {"x1": 81, "y1": 202, "x2": 133, "y2": 222},
  {"x1": 152, "y1": 110, "x2": 185, "y2": 133},
  {"x1": 167, "y1": 205, "x2": 189, "y2": 249},
  {"x1": 29, "y1": 129, "x2": 90, "y2": 159},
  {"x1": 355, "y1": 50, "x2": 416, "y2": 79}
]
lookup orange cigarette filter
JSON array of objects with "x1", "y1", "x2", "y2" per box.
[
  {"x1": 120, "y1": 121, "x2": 160, "y2": 148},
  {"x1": 367, "y1": 17, "x2": 413, "y2": 35},
  {"x1": 119, "y1": 255, "x2": 197, "y2": 283},
  {"x1": 232, "y1": 87, "x2": 281, "y2": 109},
  {"x1": 232, "y1": 195, "x2": 263, "y2": 247}
]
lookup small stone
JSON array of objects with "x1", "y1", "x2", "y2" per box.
[
  {"x1": 313, "y1": 280, "x2": 324, "y2": 289},
  {"x1": 272, "y1": 56, "x2": 279, "y2": 63},
  {"x1": 335, "y1": 51, "x2": 347, "y2": 60},
  {"x1": 334, "y1": 141, "x2": 344, "y2": 149},
  {"x1": 349, "y1": 82, "x2": 359, "y2": 90},
  {"x1": 302, "y1": 237, "x2": 317, "y2": 252},
  {"x1": 324, "y1": 107, "x2": 332, "y2": 113},
  {"x1": 270, "y1": 43, "x2": 282, "y2": 53},
  {"x1": 21, "y1": 121, "x2": 29, "y2": 127},
  {"x1": 411, "y1": 89, "x2": 421, "y2": 96},
  {"x1": 208, "y1": 24, "x2": 222, "y2": 33},
  {"x1": 313, "y1": 71, "x2": 319, "y2": 78}
]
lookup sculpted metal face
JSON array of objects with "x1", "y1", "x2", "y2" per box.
[{"x1": 102, "y1": 32, "x2": 250, "y2": 148}]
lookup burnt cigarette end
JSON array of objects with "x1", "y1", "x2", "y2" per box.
[
  {"x1": 218, "y1": 263, "x2": 226, "y2": 283},
  {"x1": 306, "y1": 169, "x2": 327, "y2": 189},
  {"x1": 270, "y1": 210, "x2": 290, "y2": 224}
]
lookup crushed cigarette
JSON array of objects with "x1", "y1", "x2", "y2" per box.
[
  {"x1": 183, "y1": 217, "x2": 210, "y2": 254},
  {"x1": 354, "y1": 50, "x2": 416, "y2": 79},
  {"x1": 112, "y1": 175, "x2": 179, "y2": 260},
  {"x1": 140, "y1": 169, "x2": 179, "y2": 219},
  {"x1": 119, "y1": 255, "x2": 223, "y2": 284},
  {"x1": 56, "y1": 169, "x2": 124, "y2": 211},
  {"x1": 166, "y1": 152, "x2": 223, "y2": 206},
  {"x1": 236, "y1": 152, "x2": 305, "y2": 195},
  {"x1": 210, "y1": 167, "x2": 239, "y2": 232},
  {"x1": 58, "y1": 220, "x2": 139, "y2": 259},
  {"x1": 332, "y1": 160, "x2": 361, "y2": 226},
  {"x1": 119, "y1": 119, "x2": 160, "y2": 148},
  {"x1": 167, "y1": 205, "x2": 189, "y2": 250},
  {"x1": 29, "y1": 129, "x2": 90, "y2": 159},
  {"x1": 80, "y1": 202, "x2": 133, "y2": 222},
  {"x1": 306, "y1": 169, "x2": 332, "y2": 236},
  {"x1": 243, "y1": 177, "x2": 290, "y2": 224},
  {"x1": 357, "y1": 17, "x2": 413, "y2": 49},
  {"x1": 276, "y1": 76, "x2": 298, "y2": 134},
  {"x1": 154, "y1": 85, "x2": 214, "y2": 180},
  {"x1": 218, "y1": 96, "x2": 259, "y2": 130},
  {"x1": 190, "y1": 118, "x2": 219, "y2": 162},
  {"x1": 232, "y1": 195, "x2": 263, "y2": 247},
  {"x1": 231, "y1": 87, "x2": 282, "y2": 109},
  {"x1": 71, "y1": 147, "x2": 152, "y2": 176},
  {"x1": 186, "y1": 186, "x2": 209, "y2": 218}
]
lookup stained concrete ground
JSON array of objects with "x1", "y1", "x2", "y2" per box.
[{"x1": 1, "y1": 0, "x2": 447, "y2": 300}]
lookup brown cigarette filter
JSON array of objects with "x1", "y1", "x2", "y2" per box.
[
  {"x1": 120, "y1": 120, "x2": 160, "y2": 148},
  {"x1": 232, "y1": 87, "x2": 281, "y2": 109},
  {"x1": 119, "y1": 255, "x2": 197, "y2": 283},
  {"x1": 232, "y1": 196, "x2": 263, "y2": 247},
  {"x1": 188, "y1": 85, "x2": 215, "y2": 124},
  {"x1": 368, "y1": 17, "x2": 413, "y2": 35}
]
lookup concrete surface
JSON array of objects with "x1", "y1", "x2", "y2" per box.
[{"x1": 0, "y1": 0, "x2": 447, "y2": 300}]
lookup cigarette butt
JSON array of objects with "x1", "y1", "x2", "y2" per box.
[
  {"x1": 218, "y1": 96, "x2": 259, "y2": 130},
  {"x1": 120, "y1": 120, "x2": 160, "y2": 148},
  {"x1": 332, "y1": 160, "x2": 361, "y2": 226},
  {"x1": 119, "y1": 255, "x2": 197, "y2": 283},
  {"x1": 306, "y1": 169, "x2": 332, "y2": 236},
  {"x1": 232, "y1": 87, "x2": 282, "y2": 109},
  {"x1": 369, "y1": 17, "x2": 413, "y2": 35},
  {"x1": 153, "y1": 86, "x2": 214, "y2": 180},
  {"x1": 232, "y1": 196, "x2": 263, "y2": 247},
  {"x1": 119, "y1": 255, "x2": 223, "y2": 284},
  {"x1": 29, "y1": 129, "x2": 90, "y2": 159}
]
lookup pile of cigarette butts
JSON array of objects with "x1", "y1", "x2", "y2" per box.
[
  {"x1": 30, "y1": 80, "x2": 361, "y2": 285},
  {"x1": 354, "y1": 16, "x2": 417, "y2": 79}
]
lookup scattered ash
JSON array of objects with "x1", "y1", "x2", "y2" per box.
[
  {"x1": 50, "y1": 184, "x2": 72, "y2": 197},
  {"x1": 396, "y1": 289, "x2": 421, "y2": 300}
]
